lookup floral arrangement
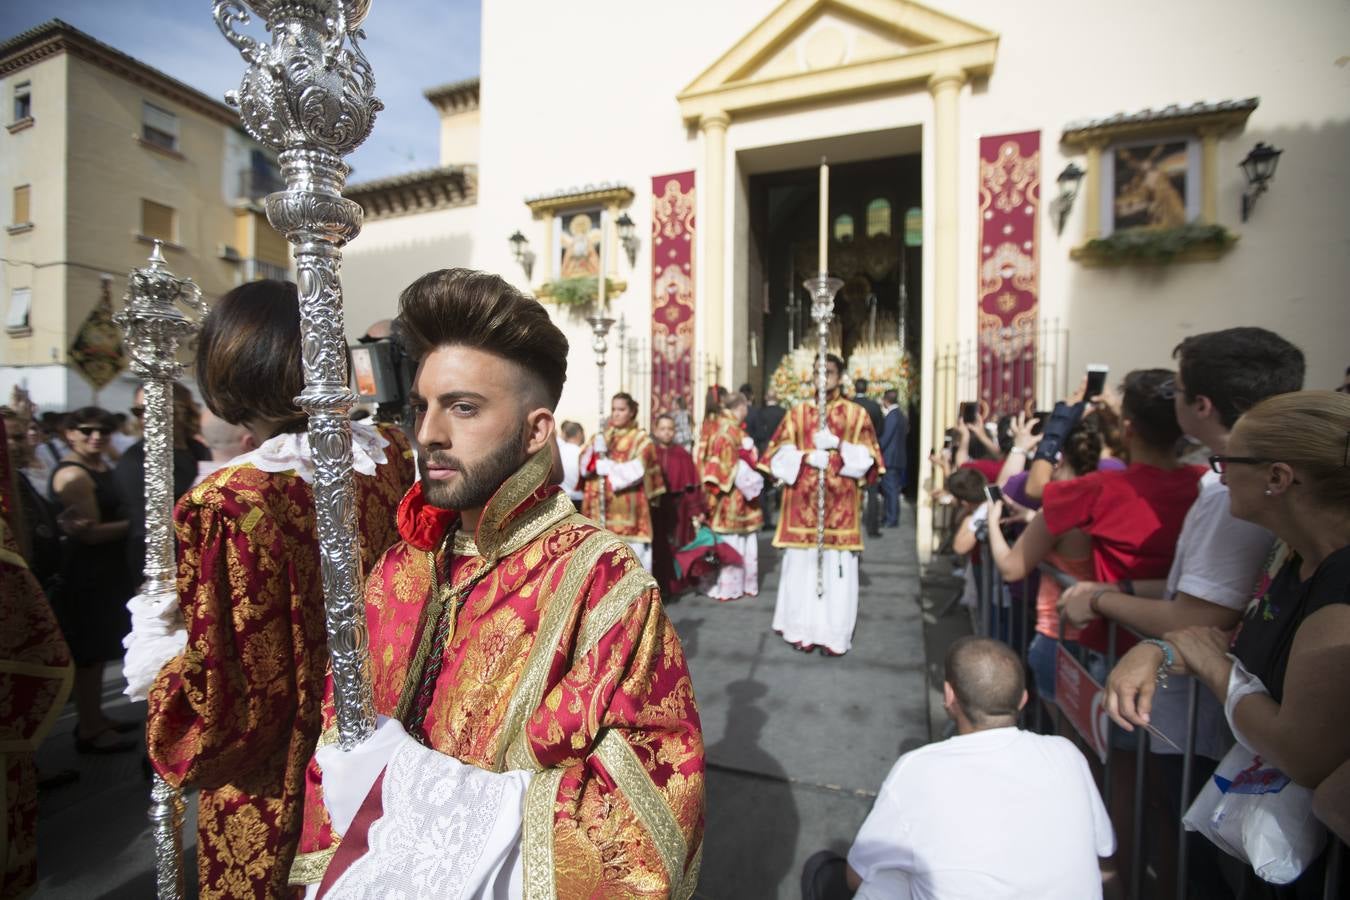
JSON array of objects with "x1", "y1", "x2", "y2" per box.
[{"x1": 768, "y1": 342, "x2": 918, "y2": 409}]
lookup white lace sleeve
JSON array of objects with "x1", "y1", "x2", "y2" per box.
[
  {"x1": 839, "y1": 441, "x2": 874, "y2": 479},
  {"x1": 734, "y1": 459, "x2": 765, "y2": 500},
  {"x1": 122, "y1": 592, "x2": 187, "y2": 702},
  {"x1": 323, "y1": 739, "x2": 531, "y2": 900},
  {"x1": 769, "y1": 444, "x2": 803, "y2": 486},
  {"x1": 607, "y1": 458, "x2": 645, "y2": 492}
]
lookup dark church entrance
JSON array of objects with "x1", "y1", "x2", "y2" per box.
[{"x1": 746, "y1": 153, "x2": 922, "y2": 494}]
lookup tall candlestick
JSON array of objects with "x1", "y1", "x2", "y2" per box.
[{"x1": 818, "y1": 157, "x2": 829, "y2": 274}]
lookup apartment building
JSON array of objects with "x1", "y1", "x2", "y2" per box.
[{"x1": 0, "y1": 19, "x2": 291, "y2": 412}]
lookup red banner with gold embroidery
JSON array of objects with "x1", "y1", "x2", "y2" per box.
[
  {"x1": 650, "y1": 172, "x2": 696, "y2": 427},
  {"x1": 977, "y1": 132, "x2": 1040, "y2": 418}
]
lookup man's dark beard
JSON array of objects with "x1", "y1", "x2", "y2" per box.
[{"x1": 418, "y1": 424, "x2": 529, "y2": 511}]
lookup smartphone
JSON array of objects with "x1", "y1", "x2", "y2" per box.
[
  {"x1": 1085, "y1": 364, "x2": 1109, "y2": 400},
  {"x1": 1031, "y1": 410, "x2": 1051, "y2": 436},
  {"x1": 983, "y1": 484, "x2": 1003, "y2": 505},
  {"x1": 960, "y1": 401, "x2": 978, "y2": 424},
  {"x1": 943, "y1": 433, "x2": 954, "y2": 449}
]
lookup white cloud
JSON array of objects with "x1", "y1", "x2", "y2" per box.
[{"x1": 0, "y1": 0, "x2": 480, "y2": 181}]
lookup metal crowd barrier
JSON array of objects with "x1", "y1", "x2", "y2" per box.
[{"x1": 966, "y1": 530, "x2": 1346, "y2": 899}]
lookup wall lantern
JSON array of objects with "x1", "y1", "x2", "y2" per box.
[
  {"x1": 1239, "y1": 142, "x2": 1282, "y2": 222},
  {"x1": 1053, "y1": 162, "x2": 1086, "y2": 235},
  {"x1": 508, "y1": 230, "x2": 534, "y2": 280},
  {"x1": 616, "y1": 212, "x2": 640, "y2": 268}
]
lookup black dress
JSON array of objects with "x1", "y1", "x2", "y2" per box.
[{"x1": 48, "y1": 461, "x2": 134, "y2": 667}]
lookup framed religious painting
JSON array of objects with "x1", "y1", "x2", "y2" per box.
[
  {"x1": 555, "y1": 207, "x2": 603, "y2": 279},
  {"x1": 1100, "y1": 137, "x2": 1201, "y2": 235},
  {"x1": 1061, "y1": 98, "x2": 1258, "y2": 264}
]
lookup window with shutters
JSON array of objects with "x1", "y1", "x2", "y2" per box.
[
  {"x1": 141, "y1": 199, "x2": 177, "y2": 243},
  {"x1": 12, "y1": 185, "x2": 30, "y2": 225},
  {"x1": 142, "y1": 101, "x2": 178, "y2": 151},
  {"x1": 6, "y1": 288, "x2": 32, "y2": 335},
  {"x1": 13, "y1": 82, "x2": 32, "y2": 122}
]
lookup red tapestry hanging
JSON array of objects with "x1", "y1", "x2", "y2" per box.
[
  {"x1": 650, "y1": 172, "x2": 696, "y2": 427},
  {"x1": 977, "y1": 131, "x2": 1040, "y2": 418}
]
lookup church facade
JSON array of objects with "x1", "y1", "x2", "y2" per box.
[{"x1": 339, "y1": 0, "x2": 1350, "y2": 557}]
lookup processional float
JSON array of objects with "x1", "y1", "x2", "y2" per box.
[
  {"x1": 115, "y1": 243, "x2": 204, "y2": 900},
  {"x1": 808, "y1": 159, "x2": 843, "y2": 599}
]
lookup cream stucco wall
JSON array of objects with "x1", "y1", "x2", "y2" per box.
[
  {"x1": 439, "y1": 107, "x2": 480, "y2": 167},
  {"x1": 473, "y1": 0, "x2": 1350, "y2": 444},
  {"x1": 341, "y1": 203, "x2": 478, "y2": 341}
]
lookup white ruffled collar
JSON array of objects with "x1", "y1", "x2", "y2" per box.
[{"x1": 228, "y1": 419, "x2": 391, "y2": 484}]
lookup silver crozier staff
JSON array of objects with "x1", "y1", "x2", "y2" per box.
[
  {"x1": 114, "y1": 242, "x2": 205, "y2": 900},
  {"x1": 212, "y1": 0, "x2": 382, "y2": 748},
  {"x1": 588, "y1": 216, "x2": 615, "y2": 528},
  {"x1": 805, "y1": 272, "x2": 843, "y2": 599}
]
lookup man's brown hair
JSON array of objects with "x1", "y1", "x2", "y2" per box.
[
  {"x1": 395, "y1": 269, "x2": 569, "y2": 409},
  {"x1": 946, "y1": 467, "x2": 987, "y2": 504},
  {"x1": 196, "y1": 280, "x2": 306, "y2": 431}
]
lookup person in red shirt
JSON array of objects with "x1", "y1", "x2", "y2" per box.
[{"x1": 987, "y1": 369, "x2": 1205, "y2": 655}]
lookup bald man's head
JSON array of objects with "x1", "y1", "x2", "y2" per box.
[{"x1": 943, "y1": 637, "x2": 1025, "y2": 729}]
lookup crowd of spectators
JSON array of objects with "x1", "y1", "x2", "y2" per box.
[{"x1": 859, "y1": 326, "x2": 1348, "y2": 899}]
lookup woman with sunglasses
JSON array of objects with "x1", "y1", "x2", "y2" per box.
[
  {"x1": 1108, "y1": 390, "x2": 1350, "y2": 896},
  {"x1": 49, "y1": 406, "x2": 138, "y2": 753}
]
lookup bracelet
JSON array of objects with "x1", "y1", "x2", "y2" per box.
[
  {"x1": 1089, "y1": 588, "x2": 1109, "y2": 615},
  {"x1": 1140, "y1": 638, "x2": 1175, "y2": 688},
  {"x1": 1009, "y1": 447, "x2": 1028, "y2": 455}
]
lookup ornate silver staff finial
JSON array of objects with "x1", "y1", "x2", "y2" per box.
[
  {"x1": 589, "y1": 314, "x2": 616, "y2": 527},
  {"x1": 114, "y1": 241, "x2": 205, "y2": 900},
  {"x1": 804, "y1": 272, "x2": 843, "y2": 599},
  {"x1": 213, "y1": 0, "x2": 381, "y2": 748}
]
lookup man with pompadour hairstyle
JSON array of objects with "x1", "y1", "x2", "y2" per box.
[{"x1": 290, "y1": 268, "x2": 705, "y2": 899}]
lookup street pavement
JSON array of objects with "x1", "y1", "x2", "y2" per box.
[
  {"x1": 30, "y1": 512, "x2": 929, "y2": 899},
  {"x1": 668, "y1": 514, "x2": 929, "y2": 898}
]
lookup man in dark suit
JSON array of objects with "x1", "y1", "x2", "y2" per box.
[
  {"x1": 852, "y1": 379, "x2": 884, "y2": 537},
  {"x1": 753, "y1": 388, "x2": 787, "y2": 529},
  {"x1": 878, "y1": 388, "x2": 908, "y2": 527}
]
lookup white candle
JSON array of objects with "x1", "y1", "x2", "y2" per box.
[
  {"x1": 818, "y1": 157, "x2": 829, "y2": 274},
  {"x1": 597, "y1": 209, "x2": 607, "y2": 307}
]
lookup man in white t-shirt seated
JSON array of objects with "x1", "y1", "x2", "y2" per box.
[{"x1": 805, "y1": 637, "x2": 1114, "y2": 900}]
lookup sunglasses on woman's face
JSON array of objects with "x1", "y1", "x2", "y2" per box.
[{"x1": 75, "y1": 425, "x2": 113, "y2": 437}]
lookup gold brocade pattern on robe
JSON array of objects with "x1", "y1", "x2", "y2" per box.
[
  {"x1": 761, "y1": 396, "x2": 884, "y2": 551},
  {"x1": 147, "y1": 426, "x2": 413, "y2": 900},
  {"x1": 699, "y1": 412, "x2": 763, "y2": 534},
  {"x1": 581, "y1": 425, "x2": 665, "y2": 542},
  {"x1": 292, "y1": 449, "x2": 705, "y2": 898}
]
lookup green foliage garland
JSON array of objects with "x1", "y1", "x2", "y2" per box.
[
  {"x1": 542, "y1": 276, "x2": 622, "y2": 307},
  {"x1": 1083, "y1": 222, "x2": 1235, "y2": 264}
]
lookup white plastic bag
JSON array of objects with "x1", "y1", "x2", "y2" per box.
[{"x1": 1182, "y1": 743, "x2": 1325, "y2": 884}]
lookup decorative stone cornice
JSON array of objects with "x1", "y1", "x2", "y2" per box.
[
  {"x1": 345, "y1": 165, "x2": 475, "y2": 221},
  {"x1": 524, "y1": 183, "x2": 635, "y2": 217},
  {"x1": 423, "y1": 77, "x2": 480, "y2": 115},
  {"x1": 0, "y1": 19, "x2": 241, "y2": 128},
  {"x1": 1062, "y1": 98, "x2": 1259, "y2": 146}
]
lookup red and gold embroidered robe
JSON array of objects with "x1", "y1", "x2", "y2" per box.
[
  {"x1": 291, "y1": 447, "x2": 705, "y2": 898},
  {"x1": 581, "y1": 425, "x2": 665, "y2": 542},
  {"x1": 147, "y1": 426, "x2": 413, "y2": 900},
  {"x1": 700, "y1": 412, "x2": 763, "y2": 535},
  {"x1": 761, "y1": 395, "x2": 883, "y2": 552},
  {"x1": 1, "y1": 422, "x2": 73, "y2": 899}
]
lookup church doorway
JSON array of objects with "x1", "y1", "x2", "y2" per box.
[{"x1": 745, "y1": 148, "x2": 922, "y2": 494}]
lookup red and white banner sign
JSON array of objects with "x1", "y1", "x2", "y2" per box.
[{"x1": 1055, "y1": 644, "x2": 1110, "y2": 764}]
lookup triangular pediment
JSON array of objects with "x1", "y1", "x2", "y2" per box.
[{"x1": 678, "y1": 0, "x2": 997, "y2": 123}]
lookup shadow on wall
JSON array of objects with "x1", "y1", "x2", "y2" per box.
[
  {"x1": 342, "y1": 231, "x2": 474, "y2": 335},
  {"x1": 1061, "y1": 119, "x2": 1350, "y2": 386},
  {"x1": 701, "y1": 678, "x2": 801, "y2": 898}
]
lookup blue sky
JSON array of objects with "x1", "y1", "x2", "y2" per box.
[{"x1": 0, "y1": 1, "x2": 480, "y2": 182}]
